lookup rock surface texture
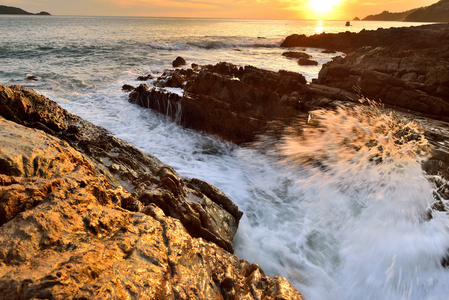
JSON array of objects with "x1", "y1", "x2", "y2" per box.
[
  {"x1": 282, "y1": 24, "x2": 449, "y2": 121},
  {"x1": 129, "y1": 62, "x2": 308, "y2": 144},
  {"x1": 0, "y1": 85, "x2": 304, "y2": 299}
]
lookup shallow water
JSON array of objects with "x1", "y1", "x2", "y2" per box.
[{"x1": 1, "y1": 15, "x2": 448, "y2": 299}]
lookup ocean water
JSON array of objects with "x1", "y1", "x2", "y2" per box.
[{"x1": 1, "y1": 15, "x2": 449, "y2": 299}]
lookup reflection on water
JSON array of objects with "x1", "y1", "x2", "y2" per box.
[{"x1": 315, "y1": 20, "x2": 325, "y2": 34}]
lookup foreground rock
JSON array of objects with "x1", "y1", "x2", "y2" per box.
[
  {"x1": 282, "y1": 24, "x2": 449, "y2": 121},
  {"x1": 0, "y1": 85, "x2": 303, "y2": 299},
  {"x1": 128, "y1": 62, "x2": 308, "y2": 144}
]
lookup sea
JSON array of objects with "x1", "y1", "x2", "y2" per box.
[{"x1": 1, "y1": 15, "x2": 449, "y2": 299}]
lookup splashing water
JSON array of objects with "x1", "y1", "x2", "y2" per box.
[{"x1": 266, "y1": 100, "x2": 449, "y2": 299}]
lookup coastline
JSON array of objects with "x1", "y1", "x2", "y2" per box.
[{"x1": 2, "y1": 22, "x2": 449, "y2": 298}]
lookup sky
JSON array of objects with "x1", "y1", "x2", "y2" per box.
[{"x1": 2, "y1": 0, "x2": 439, "y2": 20}]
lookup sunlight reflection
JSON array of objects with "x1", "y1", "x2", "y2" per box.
[{"x1": 315, "y1": 20, "x2": 324, "y2": 34}]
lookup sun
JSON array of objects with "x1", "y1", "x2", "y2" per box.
[{"x1": 308, "y1": 0, "x2": 340, "y2": 15}]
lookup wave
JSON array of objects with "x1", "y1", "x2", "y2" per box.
[{"x1": 148, "y1": 38, "x2": 282, "y2": 51}]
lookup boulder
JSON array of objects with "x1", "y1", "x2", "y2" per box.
[
  {"x1": 0, "y1": 84, "x2": 304, "y2": 299},
  {"x1": 172, "y1": 56, "x2": 187, "y2": 68}
]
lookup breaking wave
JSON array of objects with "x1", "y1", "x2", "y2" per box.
[{"x1": 148, "y1": 37, "x2": 282, "y2": 51}]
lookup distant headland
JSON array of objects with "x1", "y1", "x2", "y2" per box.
[
  {"x1": 363, "y1": 0, "x2": 449, "y2": 22},
  {"x1": 0, "y1": 5, "x2": 50, "y2": 15}
]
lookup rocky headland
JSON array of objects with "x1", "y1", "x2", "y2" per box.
[
  {"x1": 126, "y1": 23, "x2": 449, "y2": 210},
  {"x1": 362, "y1": 0, "x2": 449, "y2": 22},
  {"x1": 0, "y1": 85, "x2": 303, "y2": 299},
  {"x1": 0, "y1": 5, "x2": 50, "y2": 15}
]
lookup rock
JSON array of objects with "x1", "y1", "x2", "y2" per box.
[
  {"x1": 0, "y1": 84, "x2": 304, "y2": 299},
  {"x1": 136, "y1": 74, "x2": 153, "y2": 81},
  {"x1": 129, "y1": 62, "x2": 308, "y2": 144},
  {"x1": 281, "y1": 24, "x2": 449, "y2": 119},
  {"x1": 26, "y1": 74, "x2": 38, "y2": 81},
  {"x1": 297, "y1": 58, "x2": 318, "y2": 66},
  {"x1": 0, "y1": 84, "x2": 241, "y2": 253},
  {"x1": 281, "y1": 23, "x2": 449, "y2": 53},
  {"x1": 172, "y1": 56, "x2": 187, "y2": 68},
  {"x1": 121, "y1": 84, "x2": 135, "y2": 92},
  {"x1": 282, "y1": 51, "x2": 311, "y2": 59}
]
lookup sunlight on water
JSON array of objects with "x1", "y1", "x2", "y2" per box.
[{"x1": 315, "y1": 20, "x2": 325, "y2": 34}]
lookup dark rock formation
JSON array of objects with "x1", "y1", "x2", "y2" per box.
[
  {"x1": 0, "y1": 84, "x2": 304, "y2": 299},
  {"x1": 129, "y1": 62, "x2": 308, "y2": 144},
  {"x1": 282, "y1": 24, "x2": 449, "y2": 120},
  {"x1": 173, "y1": 56, "x2": 187, "y2": 68},
  {"x1": 282, "y1": 23, "x2": 449, "y2": 53},
  {"x1": 121, "y1": 84, "x2": 135, "y2": 92},
  {"x1": 137, "y1": 74, "x2": 153, "y2": 81},
  {"x1": 282, "y1": 51, "x2": 311, "y2": 59},
  {"x1": 297, "y1": 58, "x2": 318, "y2": 66}
]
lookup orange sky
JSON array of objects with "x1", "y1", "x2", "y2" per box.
[{"x1": 3, "y1": 0, "x2": 439, "y2": 20}]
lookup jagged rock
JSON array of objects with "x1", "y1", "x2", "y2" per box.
[
  {"x1": 129, "y1": 62, "x2": 307, "y2": 144},
  {"x1": 282, "y1": 24, "x2": 449, "y2": 120},
  {"x1": 0, "y1": 85, "x2": 304, "y2": 299},
  {"x1": 0, "y1": 84, "x2": 241, "y2": 253},
  {"x1": 136, "y1": 74, "x2": 153, "y2": 81},
  {"x1": 173, "y1": 56, "x2": 187, "y2": 68}
]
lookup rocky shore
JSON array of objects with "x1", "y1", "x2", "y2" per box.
[
  {"x1": 125, "y1": 23, "x2": 449, "y2": 209},
  {"x1": 3, "y1": 22, "x2": 449, "y2": 299},
  {"x1": 0, "y1": 85, "x2": 303, "y2": 299}
]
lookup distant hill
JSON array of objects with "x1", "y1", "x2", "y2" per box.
[
  {"x1": 0, "y1": 5, "x2": 50, "y2": 15},
  {"x1": 405, "y1": 0, "x2": 449, "y2": 22},
  {"x1": 363, "y1": 0, "x2": 449, "y2": 22}
]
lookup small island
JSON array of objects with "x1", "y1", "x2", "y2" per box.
[{"x1": 0, "y1": 5, "x2": 50, "y2": 15}]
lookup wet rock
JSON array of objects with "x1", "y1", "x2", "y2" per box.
[
  {"x1": 121, "y1": 84, "x2": 135, "y2": 92},
  {"x1": 282, "y1": 51, "x2": 311, "y2": 59},
  {"x1": 0, "y1": 84, "x2": 304, "y2": 299},
  {"x1": 129, "y1": 62, "x2": 308, "y2": 144},
  {"x1": 172, "y1": 56, "x2": 187, "y2": 68},
  {"x1": 26, "y1": 74, "x2": 38, "y2": 81},
  {"x1": 297, "y1": 58, "x2": 318, "y2": 66},
  {"x1": 281, "y1": 24, "x2": 449, "y2": 120},
  {"x1": 136, "y1": 74, "x2": 153, "y2": 81}
]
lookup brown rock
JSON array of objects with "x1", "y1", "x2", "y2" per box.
[
  {"x1": 129, "y1": 62, "x2": 308, "y2": 144},
  {"x1": 282, "y1": 51, "x2": 311, "y2": 59},
  {"x1": 0, "y1": 84, "x2": 241, "y2": 253},
  {"x1": 172, "y1": 56, "x2": 187, "y2": 68},
  {"x1": 0, "y1": 86, "x2": 304, "y2": 299},
  {"x1": 297, "y1": 58, "x2": 318, "y2": 66}
]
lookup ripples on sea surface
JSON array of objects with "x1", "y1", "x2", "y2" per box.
[{"x1": 1, "y1": 15, "x2": 448, "y2": 299}]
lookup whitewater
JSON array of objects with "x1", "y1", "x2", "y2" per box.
[{"x1": 1, "y1": 15, "x2": 449, "y2": 299}]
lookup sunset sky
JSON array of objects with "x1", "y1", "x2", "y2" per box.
[{"x1": 3, "y1": 0, "x2": 439, "y2": 20}]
